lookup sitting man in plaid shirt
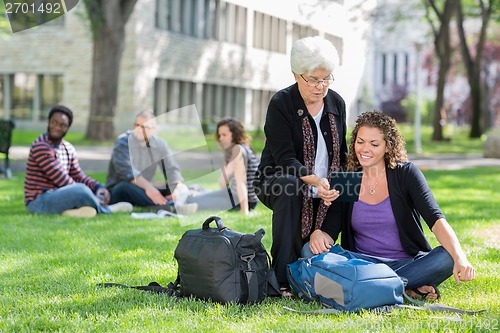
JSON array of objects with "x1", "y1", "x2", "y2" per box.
[{"x1": 24, "y1": 105, "x2": 132, "y2": 218}]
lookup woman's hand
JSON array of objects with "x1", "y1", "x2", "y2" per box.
[
  {"x1": 316, "y1": 177, "x2": 339, "y2": 206},
  {"x1": 431, "y1": 218, "x2": 476, "y2": 284},
  {"x1": 309, "y1": 230, "x2": 335, "y2": 255}
]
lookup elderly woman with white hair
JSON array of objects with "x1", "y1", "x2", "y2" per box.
[{"x1": 254, "y1": 36, "x2": 348, "y2": 296}]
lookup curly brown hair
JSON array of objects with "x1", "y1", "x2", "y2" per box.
[
  {"x1": 347, "y1": 111, "x2": 408, "y2": 170},
  {"x1": 216, "y1": 117, "x2": 251, "y2": 146}
]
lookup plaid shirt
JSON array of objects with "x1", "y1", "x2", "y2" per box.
[{"x1": 24, "y1": 133, "x2": 101, "y2": 205}]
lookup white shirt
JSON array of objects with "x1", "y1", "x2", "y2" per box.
[{"x1": 312, "y1": 107, "x2": 328, "y2": 197}]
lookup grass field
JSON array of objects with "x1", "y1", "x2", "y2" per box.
[{"x1": 0, "y1": 168, "x2": 499, "y2": 332}]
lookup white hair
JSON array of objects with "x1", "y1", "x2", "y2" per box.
[{"x1": 290, "y1": 36, "x2": 339, "y2": 75}]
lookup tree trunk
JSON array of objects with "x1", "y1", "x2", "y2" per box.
[
  {"x1": 432, "y1": 58, "x2": 448, "y2": 141},
  {"x1": 426, "y1": 0, "x2": 457, "y2": 141},
  {"x1": 469, "y1": 73, "x2": 482, "y2": 138},
  {"x1": 85, "y1": 26, "x2": 125, "y2": 140},
  {"x1": 481, "y1": 62, "x2": 492, "y2": 130},
  {"x1": 456, "y1": 0, "x2": 493, "y2": 139},
  {"x1": 83, "y1": 0, "x2": 138, "y2": 141}
]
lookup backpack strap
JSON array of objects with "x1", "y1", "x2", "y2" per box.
[
  {"x1": 283, "y1": 293, "x2": 485, "y2": 315},
  {"x1": 283, "y1": 305, "x2": 395, "y2": 315},
  {"x1": 97, "y1": 277, "x2": 182, "y2": 298},
  {"x1": 241, "y1": 253, "x2": 259, "y2": 303},
  {"x1": 98, "y1": 261, "x2": 273, "y2": 304},
  {"x1": 283, "y1": 306, "x2": 342, "y2": 315},
  {"x1": 395, "y1": 304, "x2": 485, "y2": 315},
  {"x1": 399, "y1": 293, "x2": 485, "y2": 315}
]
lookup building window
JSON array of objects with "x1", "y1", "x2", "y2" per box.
[
  {"x1": 0, "y1": 73, "x2": 63, "y2": 121},
  {"x1": 404, "y1": 53, "x2": 409, "y2": 85},
  {"x1": 202, "y1": 83, "x2": 245, "y2": 121},
  {"x1": 11, "y1": 73, "x2": 36, "y2": 120},
  {"x1": 156, "y1": 0, "x2": 247, "y2": 46},
  {"x1": 382, "y1": 53, "x2": 387, "y2": 86},
  {"x1": 154, "y1": 78, "x2": 251, "y2": 125},
  {"x1": 252, "y1": 89, "x2": 275, "y2": 129},
  {"x1": 253, "y1": 12, "x2": 286, "y2": 53},
  {"x1": 39, "y1": 74, "x2": 63, "y2": 120},
  {"x1": 292, "y1": 23, "x2": 319, "y2": 43},
  {"x1": 393, "y1": 53, "x2": 398, "y2": 84}
]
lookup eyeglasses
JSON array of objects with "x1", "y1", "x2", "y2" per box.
[
  {"x1": 300, "y1": 74, "x2": 334, "y2": 87},
  {"x1": 134, "y1": 123, "x2": 155, "y2": 130}
]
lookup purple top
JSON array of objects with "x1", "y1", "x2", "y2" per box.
[{"x1": 351, "y1": 197, "x2": 412, "y2": 259}]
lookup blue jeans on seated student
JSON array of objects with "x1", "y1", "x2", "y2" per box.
[
  {"x1": 301, "y1": 243, "x2": 453, "y2": 290},
  {"x1": 26, "y1": 183, "x2": 111, "y2": 214},
  {"x1": 108, "y1": 181, "x2": 172, "y2": 207}
]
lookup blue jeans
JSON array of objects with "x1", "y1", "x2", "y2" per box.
[
  {"x1": 108, "y1": 182, "x2": 171, "y2": 207},
  {"x1": 26, "y1": 183, "x2": 110, "y2": 214},
  {"x1": 301, "y1": 243, "x2": 453, "y2": 290}
]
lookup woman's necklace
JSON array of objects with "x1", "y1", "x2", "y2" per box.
[{"x1": 365, "y1": 169, "x2": 386, "y2": 195}]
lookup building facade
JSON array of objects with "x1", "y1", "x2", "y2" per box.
[{"x1": 1, "y1": 0, "x2": 378, "y2": 133}]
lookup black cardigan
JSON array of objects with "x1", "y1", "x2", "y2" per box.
[
  {"x1": 257, "y1": 83, "x2": 348, "y2": 178},
  {"x1": 340, "y1": 162, "x2": 445, "y2": 256},
  {"x1": 256, "y1": 83, "x2": 348, "y2": 238}
]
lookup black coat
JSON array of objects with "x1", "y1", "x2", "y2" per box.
[
  {"x1": 257, "y1": 83, "x2": 348, "y2": 178},
  {"x1": 256, "y1": 83, "x2": 348, "y2": 239}
]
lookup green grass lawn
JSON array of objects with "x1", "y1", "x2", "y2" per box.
[{"x1": 1, "y1": 169, "x2": 499, "y2": 332}]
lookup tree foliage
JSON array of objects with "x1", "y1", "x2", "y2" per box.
[{"x1": 0, "y1": 4, "x2": 12, "y2": 34}]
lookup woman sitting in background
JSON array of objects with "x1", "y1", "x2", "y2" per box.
[{"x1": 186, "y1": 117, "x2": 259, "y2": 215}]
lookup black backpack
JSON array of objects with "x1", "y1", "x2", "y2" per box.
[
  {"x1": 171, "y1": 216, "x2": 280, "y2": 303},
  {"x1": 99, "y1": 216, "x2": 280, "y2": 304}
]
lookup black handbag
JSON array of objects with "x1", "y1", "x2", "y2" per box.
[
  {"x1": 171, "y1": 216, "x2": 280, "y2": 304},
  {"x1": 97, "y1": 216, "x2": 280, "y2": 303}
]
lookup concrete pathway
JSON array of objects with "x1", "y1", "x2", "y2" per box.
[{"x1": 6, "y1": 146, "x2": 500, "y2": 174}]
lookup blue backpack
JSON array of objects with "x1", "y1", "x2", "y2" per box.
[{"x1": 286, "y1": 245, "x2": 404, "y2": 312}]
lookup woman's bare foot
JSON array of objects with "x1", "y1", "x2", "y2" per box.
[
  {"x1": 279, "y1": 284, "x2": 294, "y2": 297},
  {"x1": 405, "y1": 285, "x2": 440, "y2": 301}
]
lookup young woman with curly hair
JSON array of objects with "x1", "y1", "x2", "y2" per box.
[
  {"x1": 185, "y1": 117, "x2": 259, "y2": 215},
  {"x1": 303, "y1": 111, "x2": 475, "y2": 300}
]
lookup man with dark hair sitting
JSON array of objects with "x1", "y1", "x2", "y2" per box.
[{"x1": 24, "y1": 105, "x2": 132, "y2": 218}]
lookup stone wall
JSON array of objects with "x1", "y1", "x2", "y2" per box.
[{"x1": 0, "y1": 5, "x2": 93, "y2": 132}]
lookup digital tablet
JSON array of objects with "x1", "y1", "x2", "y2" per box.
[{"x1": 330, "y1": 172, "x2": 363, "y2": 202}]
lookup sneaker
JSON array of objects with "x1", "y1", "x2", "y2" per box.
[
  {"x1": 108, "y1": 202, "x2": 133, "y2": 213},
  {"x1": 62, "y1": 206, "x2": 97, "y2": 218},
  {"x1": 175, "y1": 203, "x2": 198, "y2": 215},
  {"x1": 173, "y1": 183, "x2": 191, "y2": 206}
]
